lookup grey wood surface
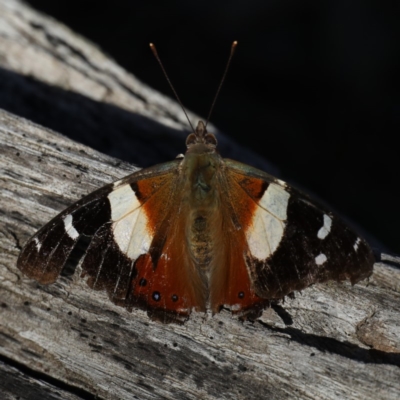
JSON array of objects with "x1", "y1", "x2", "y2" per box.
[
  {"x1": 0, "y1": 0, "x2": 399, "y2": 399},
  {"x1": 1, "y1": 110, "x2": 400, "y2": 400}
]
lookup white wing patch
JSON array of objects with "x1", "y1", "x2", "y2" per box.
[
  {"x1": 63, "y1": 214, "x2": 79, "y2": 240},
  {"x1": 108, "y1": 184, "x2": 140, "y2": 221},
  {"x1": 276, "y1": 179, "x2": 287, "y2": 188},
  {"x1": 33, "y1": 237, "x2": 42, "y2": 251},
  {"x1": 317, "y1": 214, "x2": 332, "y2": 240},
  {"x1": 258, "y1": 183, "x2": 290, "y2": 220},
  {"x1": 315, "y1": 253, "x2": 327, "y2": 265},
  {"x1": 112, "y1": 208, "x2": 152, "y2": 261},
  {"x1": 246, "y1": 183, "x2": 290, "y2": 260}
]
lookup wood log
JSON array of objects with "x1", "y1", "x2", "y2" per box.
[
  {"x1": 0, "y1": 1, "x2": 399, "y2": 399},
  {"x1": 1, "y1": 108, "x2": 400, "y2": 399}
]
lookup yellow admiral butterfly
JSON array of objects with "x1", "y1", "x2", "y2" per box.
[{"x1": 17, "y1": 43, "x2": 374, "y2": 324}]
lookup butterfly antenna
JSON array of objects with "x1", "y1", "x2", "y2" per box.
[
  {"x1": 205, "y1": 41, "x2": 238, "y2": 128},
  {"x1": 149, "y1": 43, "x2": 195, "y2": 133}
]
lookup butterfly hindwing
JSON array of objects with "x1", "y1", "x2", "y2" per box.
[
  {"x1": 207, "y1": 168, "x2": 268, "y2": 318},
  {"x1": 109, "y1": 167, "x2": 207, "y2": 322}
]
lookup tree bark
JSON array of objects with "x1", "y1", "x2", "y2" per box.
[{"x1": 0, "y1": 1, "x2": 399, "y2": 399}]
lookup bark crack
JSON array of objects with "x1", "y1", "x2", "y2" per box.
[
  {"x1": 0, "y1": 353, "x2": 102, "y2": 400},
  {"x1": 9, "y1": 230, "x2": 22, "y2": 251}
]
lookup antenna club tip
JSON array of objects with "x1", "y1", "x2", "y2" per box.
[
  {"x1": 231, "y1": 41, "x2": 238, "y2": 54},
  {"x1": 149, "y1": 43, "x2": 158, "y2": 56}
]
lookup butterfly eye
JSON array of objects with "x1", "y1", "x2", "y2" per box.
[
  {"x1": 205, "y1": 133, "x2": 217, "y2": 148},
  {"x1": 186, "y1": 133, "x2": 197, "y2": 148}
]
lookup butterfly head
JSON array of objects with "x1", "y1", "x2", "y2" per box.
[{"x1": 186, "y1": 121, "x2": 217, "y2": 153}]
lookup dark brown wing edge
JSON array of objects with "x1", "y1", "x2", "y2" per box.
[{"x1": 17, "y1": 182, "x2": 114, "y2": 284}]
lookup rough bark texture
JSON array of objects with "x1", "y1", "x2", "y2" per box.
[{"x1": 0, "y1": 1, "x2": 399, "y2": 399}]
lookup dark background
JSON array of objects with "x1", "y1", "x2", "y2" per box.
[{"x1": 25, "y1": 0, "x2": 400, "y2": 253}]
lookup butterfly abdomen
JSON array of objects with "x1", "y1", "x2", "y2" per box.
[
  {"x1": 189, "y1": 214, "x2": 213, "y2": 267},
  {"x1": 181, "y1": 152, "x2": 220, "y2": 272}
]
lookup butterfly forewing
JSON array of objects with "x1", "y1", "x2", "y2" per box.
[
  {"x1": 223, "y1": 159, "x2": 374, "y2": 301},
  {"x1": 17, "y1": 184, "x2": 114, "y2": 284}
]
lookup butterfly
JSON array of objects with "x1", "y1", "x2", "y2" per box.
[
  {"x1": 16, "y1": 119, "x2": 374, "y2": 323},
  {"x1": 17, "y1": 43, "x2": 375, "y2": 324}
]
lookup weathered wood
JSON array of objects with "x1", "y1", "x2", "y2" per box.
[
  {"x1": 0, "y1": 0, "x2": 276, "y2": 174},
  {"x1": 1, "y1": 110, "x2": 400, "y2": 400},
  {"x1": 0, "y1": 0, "x2": 399, "y2": 399}
]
